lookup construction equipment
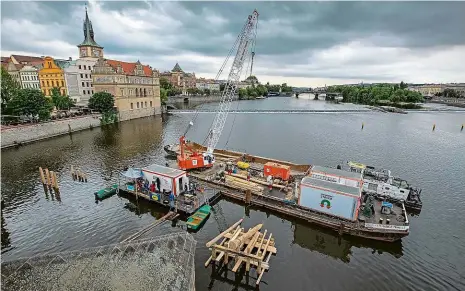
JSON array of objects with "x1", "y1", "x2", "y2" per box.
[
  {"x1": 178, "y1": 121, "x2": 214, "y2": 170},
  {"x1": 177, "y1": 10, "x2": 259, "y2": 170}
]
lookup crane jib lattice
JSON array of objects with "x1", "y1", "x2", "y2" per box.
[{"x1": 206, "y1": 10, "x2": 259, "y2": 154}]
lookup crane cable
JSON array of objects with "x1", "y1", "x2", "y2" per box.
[
  {"x1": 224, "y1": 18, "x2": 259, "y2": 150},
  {"x1": 187, "y1": 21, "x2": 248, "y2": 140},
  {"x1": 201, "y1": 15, "x2": 253, "y2": 146}
]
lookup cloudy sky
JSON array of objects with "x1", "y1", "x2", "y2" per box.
[{"x1": 1, "y1": 1, "x2": 464, "y2": 87}]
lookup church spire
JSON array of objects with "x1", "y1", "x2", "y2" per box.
[{"x1": 78, "y1": 5, "x2": 103, "y2": 49}]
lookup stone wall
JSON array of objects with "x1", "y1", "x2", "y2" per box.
[
  {"x1": 1, "y1": 115, "x2": 102, "y2": 148},
  {"x1": 118, "y1": 106, "x2": 161, "y2": 121}
]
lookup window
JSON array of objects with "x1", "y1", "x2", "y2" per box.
[
  {"x1": 61, "y1": 81, "x2": 64, "y2": 87},
  {"x1": 83, "y1": 65, "x2": 86, "y2": 70},
  {"x1": 82, "y1": 82, "x2": 85, "y2": 87},
  {"x1": 385, "y1": 187, "x2": 390, "y2": 191},
  {"x1": 91, "y1": 90, "x2": 93, "y2": 94},
  {"x1": 86, "y1": 82, "x2": 89, "y2": 87},
  {"x1": 131, "y1": 103, "x2": 133, "y2": 109},
  {"x1": 145, "y1": 101, "x2": 147, "y2": 107},
  {"x1": 79, "y1": 65, "x2": 81, "y2": 69},
  {"x1": 150, "y1": 101, "x2": 152, "y2": 107},
  {"x1": 137, "y1": 102, "x2": 139, "y2": 108},
  {"x1": 80, "y1": 74, "x2": 83, "y2": 78},
  {"x1": 141, "y1": 102, "x2": 143, "y2": 108},
  {"x1": 42, "y1": 81, "x2": 45, "y2": 86},
  {"x1": 83, "y1": 90, "x2": 86, "y2": 94},
  {"x1": 47, "y1": 81, "x2": 50, "y2": 87},
  {"x1": 85, "y1": 74, "x2": 88, "y2": 78},
  {"x1": 87, "y1": 90, "x2": 90, "y2": 94}
]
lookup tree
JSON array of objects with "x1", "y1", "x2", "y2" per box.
[
  {"x1": 160, "y1": 77, "x2": 172, "y2": 90},
  {"x1": 50, "y1": 87, "x2": 75, "y2": 110},
  {"x1": 88, "y1": 92, "x2": 115, "y2": 113},
  {"x1": 238, "y1": 88, "x2": 247, "y2": 100},
  {"x1": 8, "y1": 88, "x2": 53, "y2": 120},
  {"x1": 246, "y1": 75, "x2": 259, "y2": 84},
  {"x1": 1, "y1": 66, "x2": 20, "y2": 114},
  {"x1": 204, "y1": 88, "x2": 211, "y2": 96},
  {"x1": 400, "y1": 81, "x2": 408, "y2": 89},
  {"x1": 160, "y1": 88, "x2": 168, "y2": 104}
]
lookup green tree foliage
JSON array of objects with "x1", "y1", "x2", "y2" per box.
[
  {"x1": 160, "y1": 88, "x2": 168, "y2": 104},
  {"x1": 1, "y1": 66, "x2": 20, "y2": 114},
  {"x1": 327, "y1": 82, "x2": 424, "y2": 105},
  {"x1": 88, "y1": 92, "x2": 115, "y2": 113},
  {"x1": 281, "y1": 83, "x2": 293, "y2": 93},
  {"x1": 8, "y1": 88, "x2": 53, "y2": 120},
  {"x1": 160, "y1": 77, "x2": 172, "y2": 90},
  {"x1": 441, "y1": 88, "x2": 464, "y2": 98},
  {"x1": 246, "y1": 75, "x2": 258, "y2": 84},
  {"x1": 50, "y1": 87, "x2": 75, "y2": 110}
]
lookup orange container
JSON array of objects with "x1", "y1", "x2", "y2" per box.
[{"x1": 263, "y1": 162, "x2": 291, "y2": 180}]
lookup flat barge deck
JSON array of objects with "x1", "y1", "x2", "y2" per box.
[{"x1": 164, "y1": 142, "x2": 410, "y2": 242}]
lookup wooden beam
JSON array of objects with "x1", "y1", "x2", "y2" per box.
[
  {"x1": 206, "y1": 218, "x2": 243, "y2": 247},
  {"x1": 229, "y1": 224, "x2": 262, "y2": 250}
]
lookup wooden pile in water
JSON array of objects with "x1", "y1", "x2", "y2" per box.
[
  {"x1": 71, "y1": 165, "x2": 87, "y2": 182},
  {"x1": 205, "y1": 218, "x2": 277, "y2": 286},
  {"x1": 38, "y1": 167, "x2": 59, "y2": 190}
]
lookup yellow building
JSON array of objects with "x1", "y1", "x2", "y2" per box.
[{"x1": 38, "y1": 57, "x2": 67, "y2": 96}]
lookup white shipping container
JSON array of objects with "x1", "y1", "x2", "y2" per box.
[
  {"x1": 299, "y1": 177, "x2": 361, "y2": 221},
  {"x1": 141, "y1": 164, "x2": 189, "y2": 195}
]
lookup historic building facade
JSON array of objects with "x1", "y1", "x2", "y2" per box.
[
  {"x1": 92, "y1": 58, "x2": 161, "y2": 120},
  {"x1": 160, "y1": 63, "x2": 196, "y2": 95},
  {"x1": 38, "y1": 57, "x2": 67, "y2": 96},
  {"x1": 19, "y1": 65, "x2": 41, "y2": 89},
  {"x1": 196, "y1": 78, "x2": 220, "y2": 91}
]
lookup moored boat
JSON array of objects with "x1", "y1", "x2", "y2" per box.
[
  {"x1": 94, "y1": 184, "x2": 118, "y2": 200},
  {"x1": 186, "y1": 204, "x2": 211, "y2": 230}
]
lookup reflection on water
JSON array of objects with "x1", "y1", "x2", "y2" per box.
[
  {"x1": 292, "y1": 223, "x2": 403, "y2": 263},
  {"x1": 1, "y1": 98, "x2": 465, "y2": 291}
]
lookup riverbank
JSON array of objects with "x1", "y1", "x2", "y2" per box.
[
  {"x1": 1, "y1": 98, "x2": 464, "y2": 290},
  {"x1": 0, "y1": 107, "x2": 161, "y2": 149}
]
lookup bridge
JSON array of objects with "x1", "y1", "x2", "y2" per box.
[{"x1": 295, "y1": 91, "x2": 343, "y2": 101}]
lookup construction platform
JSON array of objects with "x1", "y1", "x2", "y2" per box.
[
  {"x1": 205, "y1": 219, "x2": 277, "y2": 286},
  {"x1": 118, "y1": 185, "x2": 221, "y2": 216}
]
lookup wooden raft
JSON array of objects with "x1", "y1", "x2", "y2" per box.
[{"x1": 205, "y1": 218, "x2": 277, "y2": 286}]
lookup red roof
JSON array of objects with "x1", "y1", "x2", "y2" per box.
[
  {"x1": 106, "y1": 59, "x2": 152, "y2": 76},
  {"x1": 11, "y1": 54, "x2": 44, "y2": 63}
]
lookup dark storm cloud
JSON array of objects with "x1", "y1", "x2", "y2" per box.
[{"x1": 1, "y1": 1, "x2": 464, "y2": 84}]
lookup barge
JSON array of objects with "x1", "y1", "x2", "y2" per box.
[
  {"x1": 347, "y1": 162, "x2": 422, "y2": 212},
  {"x1": 117, "y1": 164, "x2": 220, "y2": 216},
  {"x1": 164, "y1": 142, "x2": 411, "y2": 242}
]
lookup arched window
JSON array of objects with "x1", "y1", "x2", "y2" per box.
[
  {"x1": 136, "y1": 88, "x2": 139, "y2": 97},
  {"x1": 144, "y1": 88, "x2": 147, "y2": 97}
]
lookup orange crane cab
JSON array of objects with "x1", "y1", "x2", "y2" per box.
[{"x1": 177, "y1": 135, "x2": 215, "y2": 170}]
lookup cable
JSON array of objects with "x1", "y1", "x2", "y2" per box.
[
  {"x1": 201, "y1": 15, "x2": 253, "y2": 146},
  {"x1": 188, "y1": 19, "x2": 248, "y2": 140}
]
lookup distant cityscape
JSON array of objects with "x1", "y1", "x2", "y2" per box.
[
  {"x1": 2, "y1": 8, "x2": 463, "y2": 121},
  {"x1": 1, "y1": 8, "x2": 254, "y2": 120}
]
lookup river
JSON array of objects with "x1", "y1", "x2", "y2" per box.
[{"x1": 1, "y1": 97, "x2": 464, "y2": 290}]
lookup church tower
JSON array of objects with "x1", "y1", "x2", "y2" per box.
[{"x1": 77, "y1": 7, "x2": 104, "y2": 59}]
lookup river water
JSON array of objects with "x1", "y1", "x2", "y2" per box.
[{"x1": 1, "y1": 97, "x2": 464, "y2": 290}]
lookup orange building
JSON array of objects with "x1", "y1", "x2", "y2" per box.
[{"x1": 38, "y1": 57, "x2": 67, "y2": 96}]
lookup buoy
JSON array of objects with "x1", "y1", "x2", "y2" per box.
[
  {"x1": 433, "y1": 124, "x2": 436, "y2": 131},
  {"x1": 461, "y1": 124, "x2": 464, "y2": 132}
]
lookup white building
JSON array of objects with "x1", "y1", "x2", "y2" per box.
[
  {"x1": 19, "y1": 65, "x2": 41, "y2": 89},
  {"x1": 236, "y1": 81, "x2": 251, "y2": 89},
  {"x1": 196, "y1": 79, "x2": 220, "y2": 91},
  {"x1": 62, "y1": 58, "x2": 97, "y2": 104}
]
